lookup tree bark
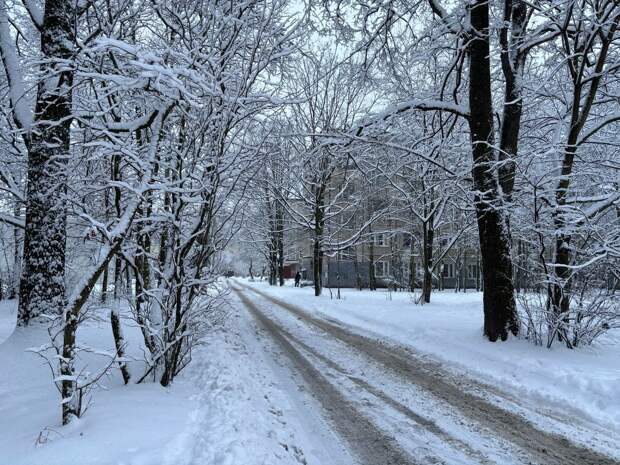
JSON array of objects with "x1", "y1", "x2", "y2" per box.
[
  {"x1": 498, "y1": 0, "x2": 527, "y2": 199},
  {"x1": 313, "y1": 204, "x2": 324, "y2": 296},
  {"x1": 369, "y1": 235, "x2": 376, "y2": 291},
  {"x1": 276, "y1": 204, "x2": 284, "y2": 286},
  {"x1": 468, "y1": 0, "x2": 519, "y2": 341},
  {"x1": 18, "y1": 0, "x2": 75, "y2": 325},
  {"x1": 422, "y1": 220, "x2": 434, "y2": 303}
]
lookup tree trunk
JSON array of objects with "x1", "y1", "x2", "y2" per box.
[
  {"x1": 498, "y1": 0, "x2": 527, "y2": 200},
  {"x1": 422, "y1": 220, "x2": 434, "y2": 303},
  {"x1": 313, "y1": 236, "x2": 322, "y2": 296},
  {"x1": 111, "y1": 303, "x2": 131, "y2": 384},
  {"x1": 100, "y1": 264, "x2": 109, "y2": 303},
  {"x1": 313, "y1": 202, "x2": 324, "y2": 296},
  {"x1": 18, "y1": 0, "x2": 75, "y2": 325},
  {"x1": 276, "y1": 205, "x2": 284, "y2": 286},
  {"x1": 468, "y1": 0, "x2": 518, "y2": 341},
  {"x1": 369, "y1": 231, "x2": 376, "y2": 291},
  {"x1": 60, "y1": 310, "x2": 78, "y2": 424},
  {"x1": 111, "y1": 256, "x2": 131, "y2": 383}
]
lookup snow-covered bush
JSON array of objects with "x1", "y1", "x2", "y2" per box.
[{"x1": 518, "y1": 280, "x2": 620, "y2": 348}]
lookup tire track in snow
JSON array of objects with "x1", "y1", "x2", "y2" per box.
[
  {"x1": 264, "y1": 311, "x2": 494, "y2": 465},
  {"x1": 240, "y1": 282, "x2": 620, "y2": 465},
  {"x1": 235, "y1": 288, "x2": 418, "y2": 465}
]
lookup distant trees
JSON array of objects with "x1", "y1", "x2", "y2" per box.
[
  {"x1": 363, "y1": 111, "x2": 471, "y2": 303},
  {"x1": 277, "y1": 54, "x2": 377, "y2": 296}
]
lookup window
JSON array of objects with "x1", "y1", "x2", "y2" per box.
[
  {"x1": 467, "y1": 264, "x2": 479, "y2": 279},
  {"x1": 441, "y1": 263, "x2": 455, "y2": 278},
  {"x1": 374, "y1": 233, "x2": 387, "y2": 246},
  {"x1": 375, "y1": 261, "x2": 389, "y2": 277}
]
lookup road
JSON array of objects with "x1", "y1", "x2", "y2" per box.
[{"x1": 232, "y1": 282, "x2": 620, "y2": 465}]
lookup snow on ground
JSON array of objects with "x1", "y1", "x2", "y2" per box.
[
  {"x1": 241, "y1": 279, "x2": 620, "y2": 433},
  {"x1": 0, "y1": 297, "x2": 316, "y2": 465},
  {"x1": 0, "y1": 303, "x2": 192, "y2": 465},
  {"x1": 164, "y1": 295, "x2": 343, "y2": 465},
  {"x1": 3, "y1": 280, "x2": 618, "y2": 464},
  {"x1": 0, "y1": 298, "x2": 17, "y2": 343}
]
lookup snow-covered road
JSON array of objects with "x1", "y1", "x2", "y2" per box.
[{"x1": 233, "y1": 281, "x2": 620, "y2": 465}]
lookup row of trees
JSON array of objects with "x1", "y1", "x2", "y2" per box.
[
  {"x1": 242, "y1": 0, "x2": 620, "y2": 347},
  {"x1": 0, "y1": 0, "x2": 298, "y2": 424},
  {"x1": 1, "y1": 0, "x2": 619, "y2": 426}
]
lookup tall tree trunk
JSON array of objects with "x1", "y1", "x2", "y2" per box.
[
  {"x1": 468, "y1": 0, "x2": 519, "y2": 341},
  {"x1": 276, "y1": 204, "x2": 284, "y2": 286},
  {"x1": 313, "y1": 236, "x2": 322, "y2": 296},
  {"x1": 313, "y1": 205, "x2": 324, "y2": 296},
  {"x1": 111, "y1": 256, "x2": 131, "y2": 384},
  {"x1": 369, "y1": 234, "x2": 376, "y2": 291},
  {"x1": 109, "y1": 150, "x2": 130, "y2": 382},
  {"x1": 498, "y1": 0, "x2": 527, "y2": 200},
  {"x1": 18, "y1": 0, "x2": 75, "y2": 325},
  {"x1": 422, "y1": 220, "x2": 434, "y2": 304}
]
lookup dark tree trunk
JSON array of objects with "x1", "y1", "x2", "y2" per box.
[
  {"x1": 408, "y1": 250, "x2": 416, "y2": 292},
  {"x1": 369, "y1": 237, "x2": 376, "y2": 291},
  {"x1": 468, "y1": 0, "x2": 518, "y2": 341},
  {"x1": 276, "y1": 205, "x2": 284, "y2": 286},
  {"x1": 18, "y1": 0, "x2": 75, "y2": 325},
  {"x1": 111, "y1": 304, "x2": 131, "y2": 384},
  {"x1": 100, "y1": 264, "x2": 109, "y2": 303},
  {"x1": 422, "y1": 220, "x2": 434, "y2": 304},
  {"x1": 313, "y1": 236, "x2": 322, "y2": 296},
  {"x1": 267, "y1": 196, "x2": 277, "y2": 286},
  {"x1": 498, "y1": 0, "x2": 527, "y2": 200}
]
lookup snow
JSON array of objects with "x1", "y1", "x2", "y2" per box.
[
  {"x1": 241, "y1": 279, "x2": 620, "y2": 433},
  {"x1": 0, "y1": 305, "x2": 193, "y2": 465},
  {"x1": 165, "y1": 302, "x2": 348, "y2": 465},
  {"x1": 3, "y1": 279, "x2": 619, "y2": 464},
  {"x1": 0, "y1": 298, "x2": 16, "y2": 343},
  {"x1": 0, "y1": 298, "x2": 330, "y2": 465}
]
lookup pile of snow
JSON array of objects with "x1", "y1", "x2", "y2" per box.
[{"x1": 242, "y1": 279, "x2": 620, "y2": 432}]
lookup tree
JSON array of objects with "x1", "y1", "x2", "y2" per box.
[{"x1": 0, "y1": 0, "x2": 76, "y2": 324}]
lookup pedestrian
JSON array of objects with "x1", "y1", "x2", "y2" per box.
[{"x1": 294, "y1": 271, "x2": 301, "y2": 287}]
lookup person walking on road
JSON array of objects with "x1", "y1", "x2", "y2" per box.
[{"x1": 294, "y1": 271, "x2": 301, "y2": 287}]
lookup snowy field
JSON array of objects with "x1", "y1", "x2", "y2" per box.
[
  {"x1": 2, "y1": 281, "x2": 619, "y2": 465},
  {"x1": 241, "y1": 279, "x2": 620, "y2": 433},
  {"x1": 0, "y1": 296, "x2": 329, "y2": 465}
]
